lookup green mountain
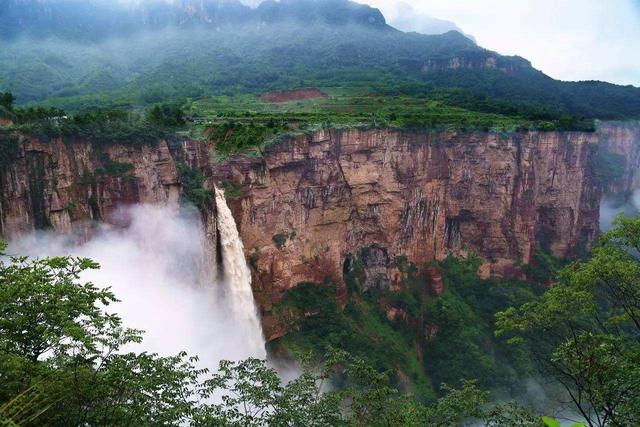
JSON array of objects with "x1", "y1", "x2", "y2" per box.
[{"x1": 1, "y1": 0, "x2": 639, "y2": 120}]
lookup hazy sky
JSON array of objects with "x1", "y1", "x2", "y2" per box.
[
  {"x1": 365, "y1": 0, "x2": 640, "y2": 86},
  {"x1": 242, "y1": 0, "x2": 640, "y2": 86}
]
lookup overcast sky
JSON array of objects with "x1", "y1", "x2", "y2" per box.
[
  {"x1": 242, "y1": 0, "x2": 640, "y2": 86},
  {"x1": 369, "y1": 0, "x2": 640, "y2": 86}
]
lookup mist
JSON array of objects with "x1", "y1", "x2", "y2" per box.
[
  {"x1": 600, "y1": 189, "x2": 640, "y2": 231},
  {"x1": 0, "y1": 21, "x2": 394, "y2": 108},
  {"x1": 7, "y1": 204, "x2": 266, "y2": 368}
]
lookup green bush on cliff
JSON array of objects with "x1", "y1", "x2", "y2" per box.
[
  {"x1": 95, "y1": 160, "x2": 135, "y2": 178},
  {"x1": 177, "y1": 162, "x2": 212, "y2": 209},
  {"x1": 269, "y1": 252, "x2": 544, "y2": 402},
  {"x1": 0, "y1": 92, "x2": 15, "y2": 111},
  {"x1": 270, "y1": 231, "x2": 297, "y2": 251},
  {"x1": 422, "y1": 257, "x2": 541, "y2": 393},
  {"x1": 146, "y1": 103, "x2": 185, "y2": 127},
  {"x1": 223, "y1": 181, "x2": 243, "y2": 200},
  {"x1": 272, "y1": 233, "x2": 289, "y2": 249}
]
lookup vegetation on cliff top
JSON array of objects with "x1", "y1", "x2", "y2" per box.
[
  {"x1": 0, "y1": 86, "x2": 601, "y2": 161},
  {"x1": 0, "y1": 97, "x2": 188, "y2": 145},
  {"x1": 193, "y1": 88, "x2": 596, "y2": 157},
  {"x1": 2, "y1": 0, "x2": 639, "y2": 124}
]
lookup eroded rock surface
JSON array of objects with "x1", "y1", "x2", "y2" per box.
[
  {"x1": 214, "y1": 129, "x2": 601, "y2": 297},
  {"x1": 0, "y1": 136, "x2": 211, "y2": 239},
  {"x1": 2, "y1": 126, "x2": 638, "y2": 339}
]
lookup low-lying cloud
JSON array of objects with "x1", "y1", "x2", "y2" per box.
[
  {"x1": 8, "y1": 204, "x2": 265, "y2": 368},
  {"x1": 600, "y1": 189, "x2": 640, "y2": 231}
]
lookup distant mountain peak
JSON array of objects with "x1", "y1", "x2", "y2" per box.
[
  {"x1": 255, "y1": 0, "x2": 388, "y2": 28},
  {"x1": 0, "y1": 0, "x2": 391, "y2": 39}
]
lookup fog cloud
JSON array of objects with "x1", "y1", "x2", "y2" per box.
[
  {"x1": 600, "y1": 189, "x2": 640, "y2": 231},
  {"x1": 7, "y1": 204, "x2": 265, "y2": 368}
]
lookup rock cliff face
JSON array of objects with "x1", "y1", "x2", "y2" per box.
[
  {"x1": 2, "y1": 126, "x2": 636, "y2": 339},
  {"x1": 214, "y1": 130, "x2": 600, "y2": 299},
  {"x1": 0, "y1": 136, "x2": 213, "y2": 239},
  {"x1": 421, "y1": 55, "x2": 530, "y2": 74},
  {"x1": 597, "y1": 122, "x2": 640, "y2": 194}
]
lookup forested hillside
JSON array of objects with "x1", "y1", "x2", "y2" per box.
[
  {"x1": 1, "y1": 0, "x2": 639, "y2": 121},
  {"x1": 1, "y1": 1, "x2": 639, "y2": 425}
]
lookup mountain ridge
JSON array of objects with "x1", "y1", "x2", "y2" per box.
[
  {"x1": 1, "y1": 0, "x2": 639, "y2": 121},
  {"x1": 0, "y1": 0, "x2": 394, "y2": 39}
]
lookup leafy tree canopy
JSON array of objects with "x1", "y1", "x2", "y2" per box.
[
  {"x1": 497, "y1": 216, "x2": 640, "y2": 426},
  {"x1": 0, "y1": 242, "x2": 551, "y2": 426}
]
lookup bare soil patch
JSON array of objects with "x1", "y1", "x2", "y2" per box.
[{"x1": 259, "y1": 88, "x2": 327, "y2": 103}]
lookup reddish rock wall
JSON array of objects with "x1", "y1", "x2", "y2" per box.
[
  {"x1": 0, "y1": 136, "x2": 212, "y2": 239},
  {"x1": 4, "y1": 126, "x2": 636, "y2": 340},
  {"x1": 214, "y1": 129, "x2": 601, "y2": 303}
]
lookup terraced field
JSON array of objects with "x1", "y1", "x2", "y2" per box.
[{"x1": 187, "y1": 87, "x2": 560, "y2": 156}]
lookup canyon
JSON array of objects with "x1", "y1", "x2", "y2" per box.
[{"x1": 1, "y1": 123, "x2": 638, "y2": 339}]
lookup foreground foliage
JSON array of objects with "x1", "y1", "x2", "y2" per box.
[
  {"x1": 4, "y1": 219, "x2": 638, "y2": 425},
  {"x1": 0, "y1": 244, "x2": 205, "y2": 426},
  {"x1": 0, "y1": 242, "x2": 552, "y2": 426},
  {"x1": 497, "y1": 216, "x2": 640, "y2": 426}
]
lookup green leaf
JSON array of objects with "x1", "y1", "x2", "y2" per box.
[{"x1": 542, "y1": 416, "x2": 562, "y2": 427}]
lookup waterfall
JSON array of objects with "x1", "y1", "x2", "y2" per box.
[
  {"x1": 8, "y1": 202, "x2": 266, "y2": 369},
  {"x1": 214, "y1": 186, "x2": 266, "y2": 358}
]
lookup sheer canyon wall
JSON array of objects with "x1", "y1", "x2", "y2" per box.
[{"x1": 1, "y1": 125, "x2": 638, "y2": 338}]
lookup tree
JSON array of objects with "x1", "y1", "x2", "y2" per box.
[
  {"x1": 146, "y1": 104, "x2": 185, "y2": 127},
  {"x1": 195, "y1": 351, "x2": 542, "y2": 427},
  {"x1": 0, "y1": 243, "x2": 205, "y2": 426},
  {"x1": 0, "y1": 93, "x2": 15, "y2": 111},
  {"x1": 496, "y1": 216, "x2": 640, "y2": 426},
  {"x1": 195, "y1": 356, "x2": 345, "y2": 427},
  {"x1": 0, "y1": 242, "x2": 547, "y2": 426}
]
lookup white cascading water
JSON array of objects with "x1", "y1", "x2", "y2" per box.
[
  {"x1": 8, "y1": 200, "x2": 266, "y2": 368},
  {"x1": 214, "y1": 186, "x2": 266, "y2": 358}
]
